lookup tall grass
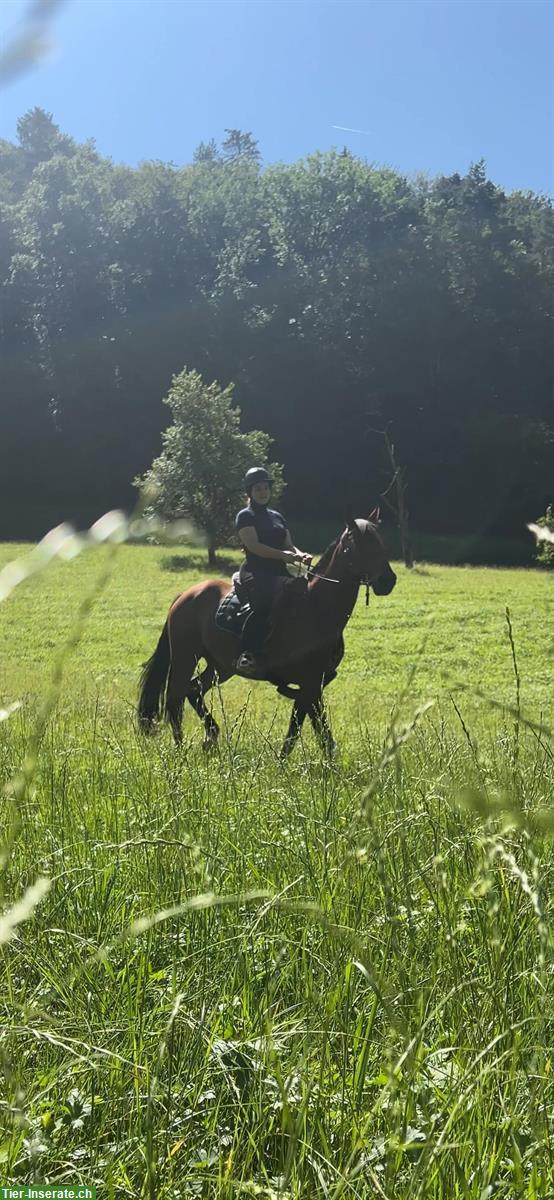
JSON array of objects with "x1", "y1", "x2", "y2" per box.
[{"x1": 0, "y1": 533, "x2": 552, "y2": 1197}]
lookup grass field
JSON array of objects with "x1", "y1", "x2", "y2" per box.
[{"x1": 0, "y1": 538, "x2": 553, "y2": 1198}]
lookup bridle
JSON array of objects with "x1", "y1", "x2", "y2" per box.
[
  {"x1": 304, "y1": 532, "x2": 372, "y2": 603},
  {"x1": 295, "y1": 526, "x2": 379, "y2": 606},
  {"x1": 339, "y1": 532, "x2": 372, "y2": 606}
]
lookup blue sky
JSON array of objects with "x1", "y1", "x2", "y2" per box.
[{"x1": 1, "y1": 0, "x2": 552, "y2": 194}]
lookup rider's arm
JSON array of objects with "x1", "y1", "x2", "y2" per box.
[{"x1": 239, "y1": 525, "x2": 300, "y2": 563}]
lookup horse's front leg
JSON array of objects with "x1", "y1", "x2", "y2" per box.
[
  {"x1": 280, "y1": 700, "x2": 307, "y2": 761},
  {"x1": 310, "y1": 695, "x2": 337, "y2": 760}
]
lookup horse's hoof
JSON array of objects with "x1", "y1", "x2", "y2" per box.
[
  {"x1": 202, "y1": 731, "x2": 219, "y2": 752},
  {"x1": 138, "y1": 717, "x2": 158, "y2": 736}
]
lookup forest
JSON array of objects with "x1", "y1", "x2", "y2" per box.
[{"x1": 0, "y1": 109, "x2": 552, "y2": 544}]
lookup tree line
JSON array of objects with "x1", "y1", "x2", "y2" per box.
[{"x1": 0, "y1": 109, "x2": 552, "y2": 542}]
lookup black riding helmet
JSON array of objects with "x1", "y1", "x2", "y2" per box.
[{"x1": 243, "y1": 467, "x2": 273, "y2": 495}]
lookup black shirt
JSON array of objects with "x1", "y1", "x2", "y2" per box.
[{"x1": 235, "y1": 502, "x2": 289, "y2": 576}]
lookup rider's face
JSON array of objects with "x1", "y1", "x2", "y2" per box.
[{"x1": 250, "y1": 482, "x2": 271, "y2": 505}]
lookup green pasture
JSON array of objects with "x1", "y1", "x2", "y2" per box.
[
  {"x1": 0, "y1": 541, "x2": 551, "y2": 732},
  {"x1": 0, "y1": 540, "x2": 552, "y2": 1198}
]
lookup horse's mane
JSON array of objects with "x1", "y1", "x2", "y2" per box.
[{"x1": 313, "y1": 534, "x2": 341, "y2": 575}]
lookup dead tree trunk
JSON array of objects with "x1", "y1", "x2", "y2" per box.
[{"x1": 381, "y1": 432, "x2": 414, "y2": 569}]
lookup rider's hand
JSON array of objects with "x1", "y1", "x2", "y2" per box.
[{"x1": 284, "y1": 550, "x2": 312, "y2": 566}]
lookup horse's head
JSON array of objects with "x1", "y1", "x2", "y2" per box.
[{"x1": 341, "y1": 516, "x2": 397, "y2": 595}]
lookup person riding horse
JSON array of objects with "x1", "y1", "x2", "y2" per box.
[
  {"x1": 139, "y1": 503, "x2": 397, "y2": 756},
  {"x1": 234, "y1": 467, "x2": 312, "y2": 678}
]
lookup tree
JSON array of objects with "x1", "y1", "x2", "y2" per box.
[
  {"x1": 135, "y1": 368, "x2": 283, "y2": 565},
  {"x1": 1, "y1": 113, "x2": 552, "y2": 547},
  {"x1": 532, "y1": 505, "x2": 554, "y2": 568},
  {"x1": 221, "y1": 129, "x2": 260, "y2": 163},
  {"x1": 377, "y1": 430, "x2": 414, "y2": 569},
  {"x1": 193, "y1": 138, "x2": 220, "y2": 163},
  {"x1": 17, "y1": 107, "x2": 75, "y2": 166}
]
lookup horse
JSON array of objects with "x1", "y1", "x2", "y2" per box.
[{"x1": 138, "y1": 517, "x2": 397, "y2": 759}]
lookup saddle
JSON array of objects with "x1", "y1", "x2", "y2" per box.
[
  {"x1": 214, "y1": 572, "x2": 308, "y2": 638},
  {"x1": 214, "y1": 573, "x2": 252, "y2": 636}
]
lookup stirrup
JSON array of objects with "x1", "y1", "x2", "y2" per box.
[{"x1": 235, "y1": 651, "x2": 266, "y2": 679}]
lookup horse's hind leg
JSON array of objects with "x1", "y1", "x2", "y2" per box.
[
  {"x1": 166, "y1": 672, "x2": 187, "y2": 745},
  {"x1": 166, "y1": 649, "x2": 199, "y2": 745},
  {"x1": 187, "y1": 662, "x2": 228, "y2": 750},
  {"x1": 280, "y1": 700, "x2": 308, "y2": 761}
]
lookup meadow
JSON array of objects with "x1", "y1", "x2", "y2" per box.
[{"x1": 0, "y1": 537, "x2": 552, "y2": 1199}]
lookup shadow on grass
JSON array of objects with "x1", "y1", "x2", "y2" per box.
[{"x1": 161, "y1": 553, "x2": 240, "y2": 575}]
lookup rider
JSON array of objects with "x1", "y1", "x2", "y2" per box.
[{"x1": 234, "y1": 467, "x2": 312, "y2": 678}]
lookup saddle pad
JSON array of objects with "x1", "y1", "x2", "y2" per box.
[{"x1": 214, "y1": 589, "x2": 252, "y2": 636}]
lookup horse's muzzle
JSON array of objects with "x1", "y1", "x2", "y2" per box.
[{"x1": 372, "y1": 567, "x2": 397, "y2": 596}]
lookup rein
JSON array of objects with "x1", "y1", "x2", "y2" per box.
[
  {"x1": 304, "y1": 549, "x2": 372, "y2": 600},
  {"x1": 295, "y1": 532, "x2": 374, "y2": 602},
  {"x1": 306, "y1": 567, "x2": 340, "y2": 585},
  {"x1": 308, "y1": 568, "x2": 369, "y2": 602},
  {"x1": 288, "y1": 562, "x2": 341, "y2": 584}
]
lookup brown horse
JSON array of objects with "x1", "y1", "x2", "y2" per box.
[{"x1": 138, "y1": 517, "x2": 396, "y2": 758}]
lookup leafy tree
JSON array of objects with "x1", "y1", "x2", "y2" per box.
[
  {"x1": 193, "y1": 138, "x2": 220, "y2": 163},
  {"x1": 221, "y1": 129, "x2": 260, "y2": 163},
  {"x1": 17, "y1": 107, "x2": 75, "y2": 167},
  {"x1": 0, "y1": 111, "x2": 552, "y2": 549},
  {"x1": 135, "y1": 368, "x2": 283, "y2": 565},
  {"x1": 533, "y1": 505, "x2": 554, "y2": 568}
]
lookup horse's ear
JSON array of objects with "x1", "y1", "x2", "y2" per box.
[
  {"x1": 368, "y1": 505, "x2": 381, "y2": 525},
  {"x1": 346, "y1": 515, "x2": 359, "y2": 536},
  {"x1": 346, "y1": 516, "x2": 362, "y2": 543}
]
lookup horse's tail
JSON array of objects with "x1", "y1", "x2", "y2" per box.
[{"x1": 138, "y1": 620, "x2": 171, "y2": 733}]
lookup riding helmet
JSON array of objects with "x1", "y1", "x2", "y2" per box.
[{"x1": 243, "y1": 467, "x2": 273, "y2": 494}]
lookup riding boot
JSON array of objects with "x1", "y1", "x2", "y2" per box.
[{"x1": 235, "y1": 609, "x2": 270, "y2": 678}]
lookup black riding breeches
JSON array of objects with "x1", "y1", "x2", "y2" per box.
[{"x1": 239, "y1": 569, "x2": 284, "y2": 653}]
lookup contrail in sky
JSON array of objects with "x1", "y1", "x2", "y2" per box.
[{"x1": 331, "y1": 124, "x2": 372, "y2": 135}]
